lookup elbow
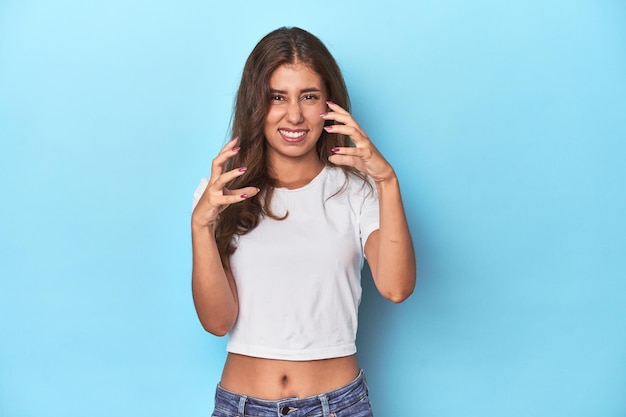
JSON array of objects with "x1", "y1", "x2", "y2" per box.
[
  {"x1": 385, "y1": 287, "x2": 414, "y2": 303},
  {"x1": 201, "y1": 321, "x2": 231, "y2": 337},
  {"x1": 193, "y1": 297, "x2": 238, "y2": 337},
  {"x1": 198, "y1": 315, "x2": 236, "y2": 337},
  {"x1": 380, "y1": 272, "x2": 416, "y2": 303}
]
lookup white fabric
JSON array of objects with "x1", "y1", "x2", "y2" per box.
[{"x1": 192, "y1": 166, "x2": 379, "y2": 360}]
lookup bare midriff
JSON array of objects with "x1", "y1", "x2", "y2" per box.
[{"x1": 220, "y1": 353, "x2": 360, "y2": 400}]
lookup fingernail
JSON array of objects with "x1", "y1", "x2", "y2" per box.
[
  {"x1": 231, "y1": 136, "x2": 239, "y2": 142},
  {"x1": 240, "y1": 193, "x2": 248, "y2": 199},
  {"x1": 332, "y1": 147, "x2": 340, "y2": 152},
  {"x1": 238, "y1": 166, "x2": 247, "y2": 172},
  {"x1": 232, "y1": 147, "x2": 241, "y2": 152},
  {"x1": 320, "y1": 112, "x2": 328, "y2": 117},
  {"x1": 324, "y1": 125, "x2": 333, "y2": 131},
  {"x1": 326, "y1": 101, "x2": 335, "y2": 106},
  {"x1": 256, "y1": 187, "x2": 261, "y2": 193}
]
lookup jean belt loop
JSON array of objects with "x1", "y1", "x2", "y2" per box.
[
  {"x1": 318, "y1": 393, "x2": 330, "y2": 417},
  {"x1": 237, "y1": 394, "x2": 247, "y2": 417},
  {"x1": 361, "y1": 369, "x2": 369, "y2": 394}
]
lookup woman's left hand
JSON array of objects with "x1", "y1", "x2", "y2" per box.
[
  {"x1": 321, "y1": 101, "x2": 395, "y2": 182},
  {"x1": 323, "y1": 102, "x2": 416, "y2": 303}
]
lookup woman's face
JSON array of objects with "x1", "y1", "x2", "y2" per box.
[{"x1": 263, "y1": 63, "x2": 328, "y2": 166}]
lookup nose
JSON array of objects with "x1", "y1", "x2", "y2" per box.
[{"x1": 286, "y1": 100, "x2": 304, "y2": 124}]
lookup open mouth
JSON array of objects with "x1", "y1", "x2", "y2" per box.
[{"x1": 279, "y1": 129, "x2": 308, "y2": 142}]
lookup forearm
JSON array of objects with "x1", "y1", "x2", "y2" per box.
[
  {"x1": 321, "y1": 102, "x2": 416, "y2": 301},
  {"x1": 191, "y1": 223, "x2": 238, "y2": 336},
  {"x1": 372, "y1": 175, "x2": 416, "y2": 302}
]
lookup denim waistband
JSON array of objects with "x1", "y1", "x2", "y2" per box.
[{"x1": 214, "y1": 370, "x2": 369, "y2": 417}]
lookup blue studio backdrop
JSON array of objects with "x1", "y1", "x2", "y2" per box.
[{"x1": 1, "y1": 1, "x2": 625, "y2": 416}]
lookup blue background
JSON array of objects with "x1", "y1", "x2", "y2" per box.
[{"x1": 1, "y1": 1, "x2": 625, "y2": 416}]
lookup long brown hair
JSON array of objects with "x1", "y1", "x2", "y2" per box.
[{"x1": 215, "y1": 27, "x2": 366, "y2": 265}]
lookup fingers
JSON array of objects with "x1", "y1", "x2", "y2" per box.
[
  {"x1": 224, "y1": 186, "x2": 261, "y2": 200},
  {"x1": 211, "y1": 165, "x2": 250, "y2": 191},
  {"x1": 213, "y1": 186, "x2": 261, "y2": 217},
  {"x1": 331, "y1": 145, "x2": 372, "y2": 159},
  {"x1": 329, "y1": 144, "x2": 374, "y2": 171},
  {"x1": 323, "y1": 123, "x2": 366, "y2": 142},
  {"x1": 328, "y1": 153, "x2": 364, "y2": 171},
  {"x1": 321, "y1": 102, "x2": 367, "y2": 143},
  {"x1": 194, "y1": 167, "x2": 259, "y2": 227},
  {"x1": 325, "y1": 100, "x2": 349, "y2": 115},
  {"x1": 323, "y1": 101, "x2": 360, "y2": 124},
  {"x1": 323, "y1": 105, "x2": 396, "y2": 180},
  {"x1": 201, "y1": 137, "x2": 260, "y2": 212},
  {"x1": 205, "y1": 165, "x2": 259, "y2": 205},
  {"x1": 208, "y1": 136, "x2": 256, "y2": 198},
  {"x1": 210, "y1": 136, "x2": 241, "y2": 178}
]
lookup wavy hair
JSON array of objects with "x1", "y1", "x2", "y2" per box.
[{"x1": 215, "y1": 27, "x2": 367, "y2": 265}]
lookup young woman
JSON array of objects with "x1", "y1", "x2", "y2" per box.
[{"x1": 192, "y1": 27, "x2": 415, "y2": 417}]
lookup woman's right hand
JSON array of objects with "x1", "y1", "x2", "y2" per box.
[{"x1": 191, "y1": 137, "x2": 260, "y2": 229}]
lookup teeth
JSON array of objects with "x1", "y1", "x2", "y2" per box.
[{"x1": 280, "y1": 130, "x2": 306, "y2": 139}]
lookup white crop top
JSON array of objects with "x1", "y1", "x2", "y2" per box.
[{"x1": 192, "y1": 166, "x2": 380, "y2": 360}]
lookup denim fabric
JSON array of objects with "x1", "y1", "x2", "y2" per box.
[{"x1": 211, "y1": 370, "x2": 374, "y2": 417}]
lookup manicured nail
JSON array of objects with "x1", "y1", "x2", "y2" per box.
[
  {"x1": 324, "y1": 125, "x2": 333, "y2": 131},
  {"x1": 232, "y1": 147, "x2": 241, "y2": 153},
  {"x1": 238, "y1": 166, "x2": 247, "y2": 172},
  {"x1": 326, "y1": 101, "x2": 335, "y2": 106},
  {"x1": 320, "y1": 112, "x2": 328, "y2": 117},
  {"x1": 240, "y1": 193, "x2": 248, "y2": 199},
  {"x1": 332, "y1": 147, "x2": 340, "y2": 152}
]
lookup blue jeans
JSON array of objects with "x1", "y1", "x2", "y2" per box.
[{"x1": 211, "y1": 370, "x2": 374, "y2": 417}]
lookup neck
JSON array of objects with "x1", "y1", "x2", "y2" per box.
[{"x1": 269, "y1": 154, "x2": 324, "y2": 189}]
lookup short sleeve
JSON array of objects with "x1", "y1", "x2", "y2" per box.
[
  {"x1": 192, "y1": 178, "x2": 209, "y2": 210},
  {"x1": 360, "y1": 176, "x2": 380, "y2": 252}
]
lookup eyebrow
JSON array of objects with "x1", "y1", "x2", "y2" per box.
[{"x1": 270, "y1": 88, "x2": 323, "y2": 94}]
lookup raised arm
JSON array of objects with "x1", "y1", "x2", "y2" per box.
[
  {"x1": 191, "y1": 137, "x2": 260, "y2": 335},
  {"x1": 322, "y1": 102, "x2": 416, "y2": 302}
]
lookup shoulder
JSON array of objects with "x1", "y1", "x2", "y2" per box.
[
  {"x1": 322, "y1": 166, "x2": 377, "y2": 201},
  {"x1": 324, "y1": 166, "x2": 371, "y2": 187}
]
